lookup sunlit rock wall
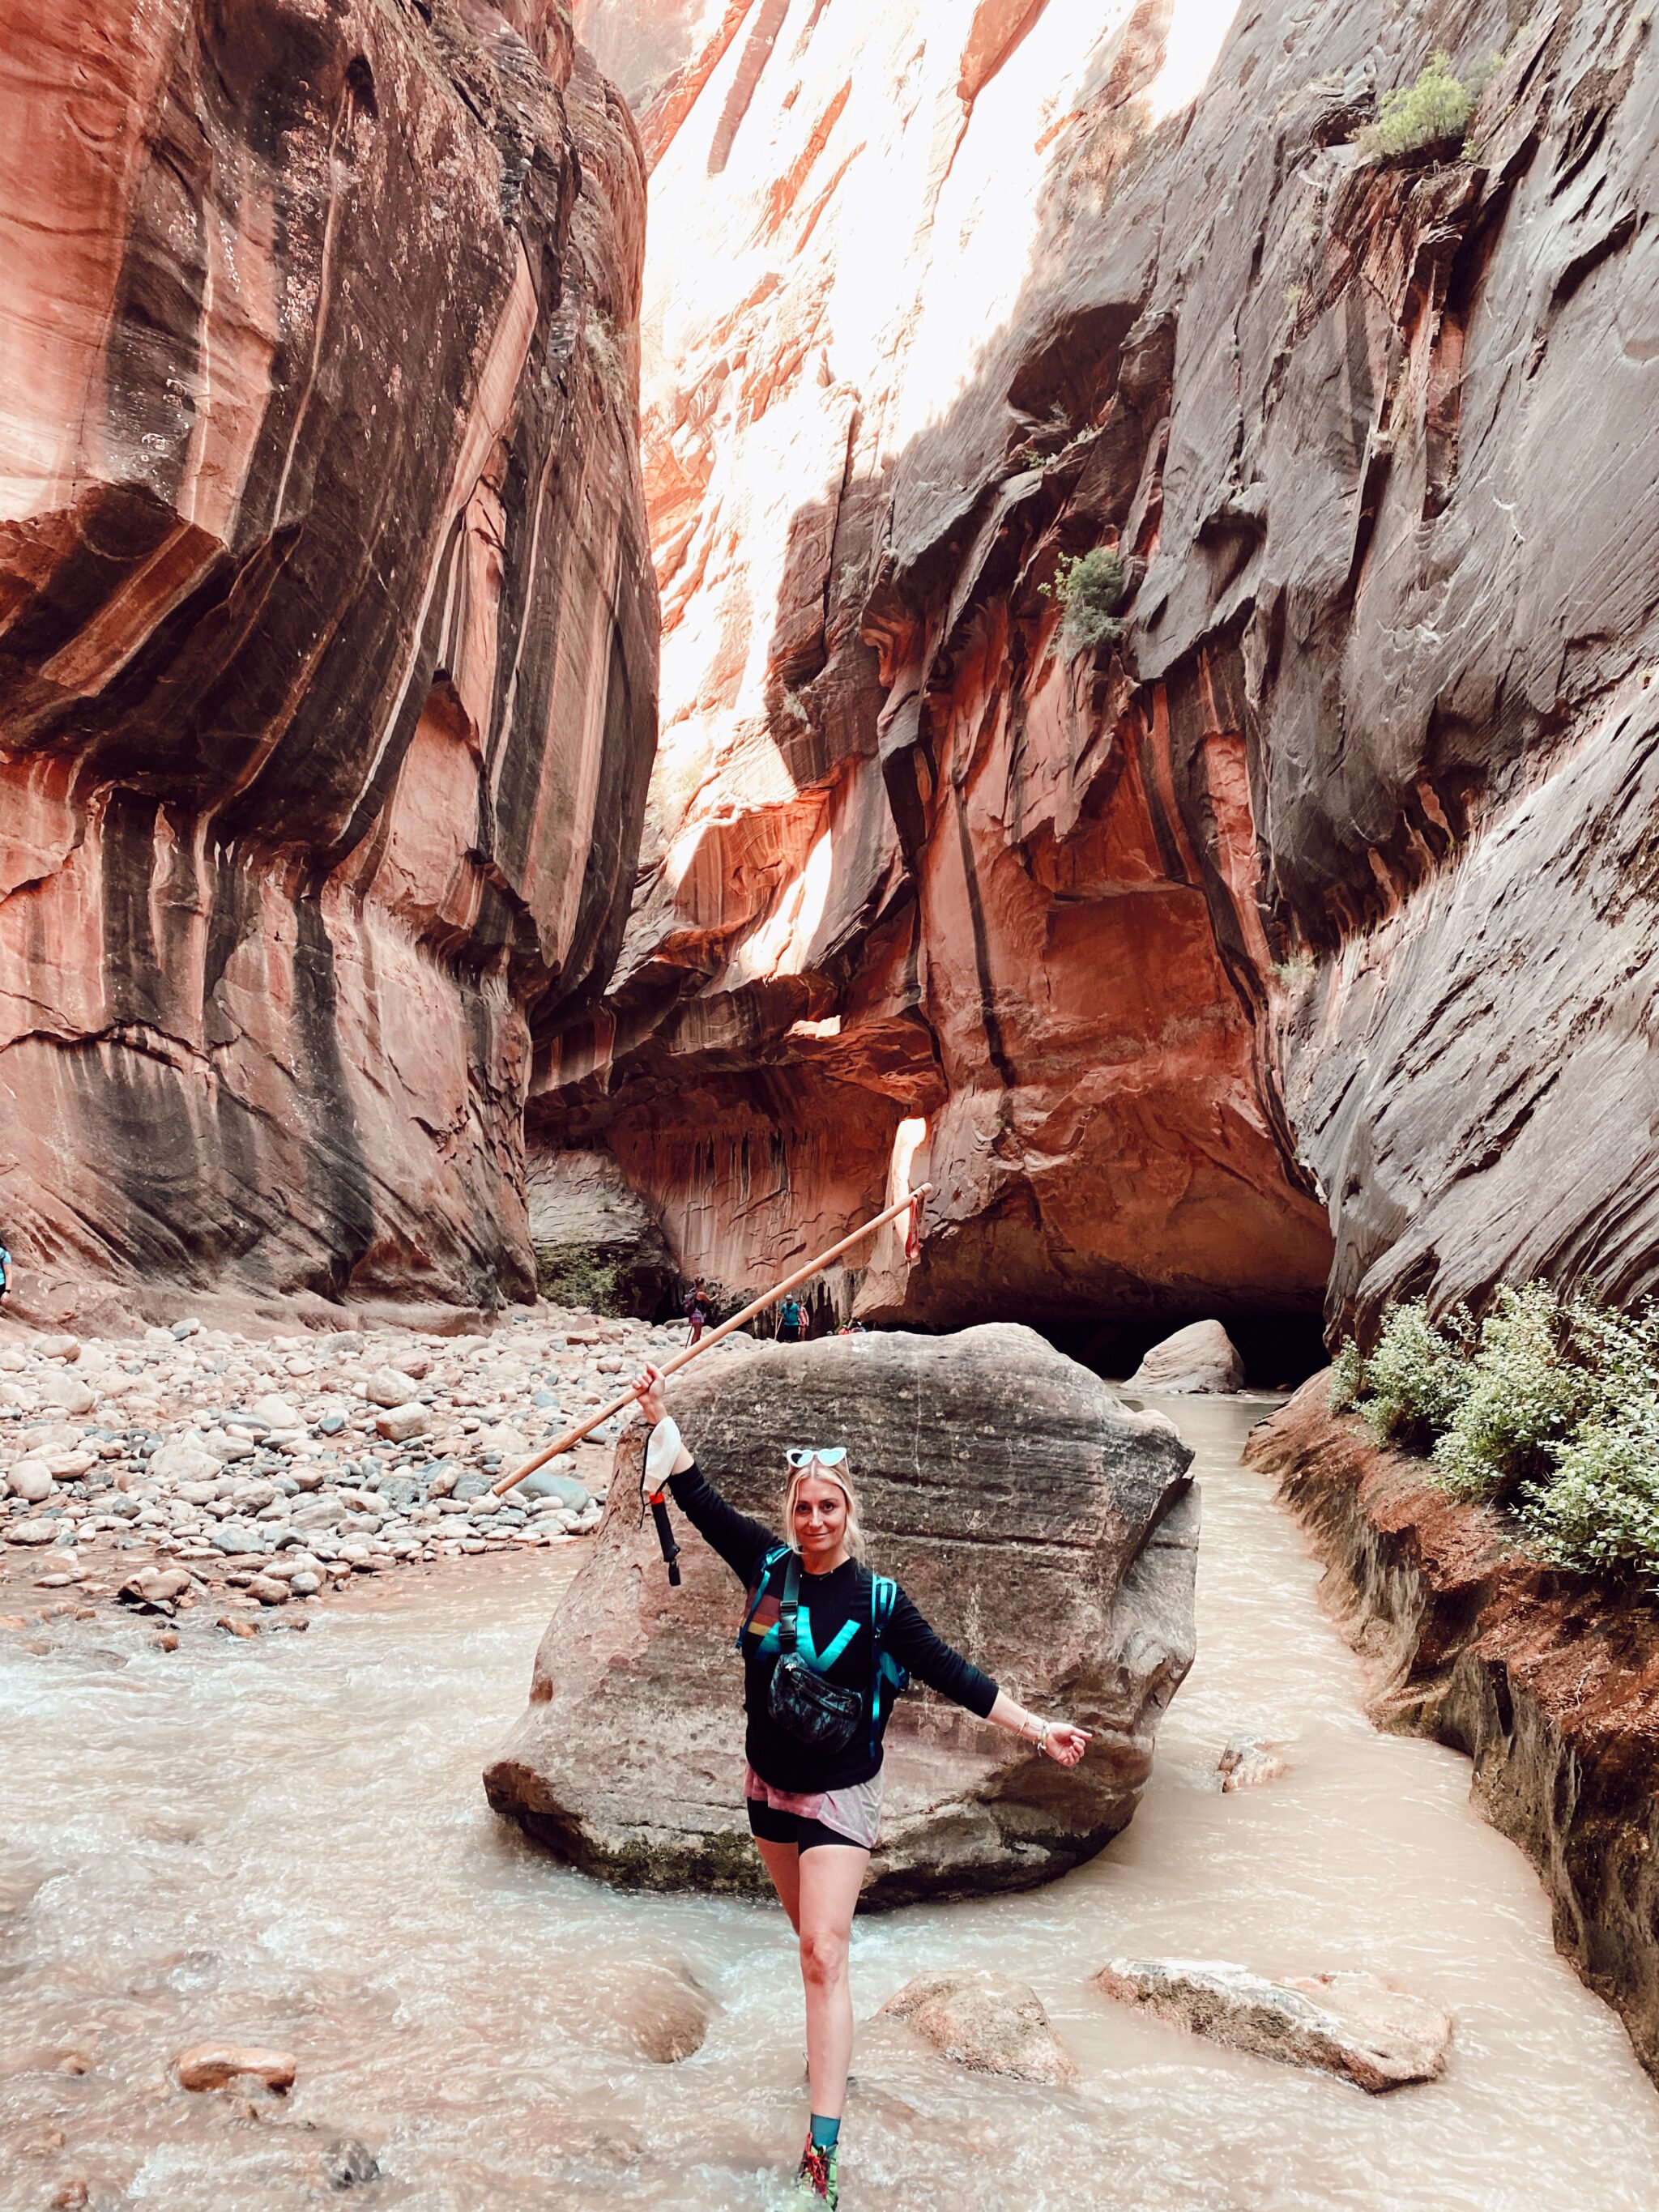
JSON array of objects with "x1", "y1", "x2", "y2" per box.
[
  {"x1": 573, "y1": 0, "x2": 723, "y2": 105},
  {"x1": 0, "y1": 0, "x2": 658, "y2": 1315},
  {"x1": 535, "y1": 0, "x2": 1332, "y2": 1330},
  {"x1": 539, "y1": 0, "x2": 1659, "y2": 1342}
]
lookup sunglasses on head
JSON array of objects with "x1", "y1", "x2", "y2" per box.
[{"x1": 786, "y1": 1447, "x2": 848, "y2": 1468}]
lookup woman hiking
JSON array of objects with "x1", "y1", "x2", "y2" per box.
[{"x1": 629, "y1": 1363, "x2": 1090, "y2": 2208}]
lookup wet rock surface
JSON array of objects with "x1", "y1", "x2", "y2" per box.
[
  {"x1": 1216, "y1": 1733, "x2": 1290, "y2": 1792},
  {"x1": 1128, "y1": 1322, "x2": 1246, "y2": 1396},
  {"x1": 321, "y1": 2138, "x2": 381, "y2": 2189},
  {"x1": 0, "y1": 1305, "x2": 670, "y2": 1626},
  {"x1": 484, "y1": 1324, "x2": 1198, "y2": 1904},
  {"x1": 876, "y1": 1971, "x2": 1077, "y2": 2084},
  {"x1": 176, "y1": 2044, "x2": 296, "y2": 2093},
  {"x1": 0, "y1": 0, "x2": 656, "y2": 1317},
  {"x1": 1094, "y1": 1961, "x2": 1452, "y2": 2092},
  {"x1": 1247, "y1": 1375, "x2": 1659, "y2": 2088}
]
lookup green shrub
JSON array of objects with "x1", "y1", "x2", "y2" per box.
[
  {"x1": 1045, "y1": 547, "x2": 1126, "y2": 657},
  {"x1": 1328, "y1": 1336, "x2": 1367, "y2": 1413},
  {"x1": 1431, "y1": 1283, "x2": 1595, "y2": 1503},
  {"x1": 1354, "y1": 1298, "x2": 1472, "y2": 1454},
  {"x1": 535, "y1": 1242, "x2": 624, "y2": 1315},
  {"x1": 1522, "y1": 1407, "x2": 1659, "y2": 1581},
  {"x1": 1367, "y1": 50, "x2": 1474, "y2": 160},
  {"x1": 1336, "y1": 1278, "x2": 1659, "y2": 1590}
]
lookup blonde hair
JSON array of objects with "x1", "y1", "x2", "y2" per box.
[{"x1": 781, "y1": 1457, "x2": 868, "y2": 1561}]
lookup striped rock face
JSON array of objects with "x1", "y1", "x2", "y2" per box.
[
  {"x1": 531, "y1": 0, "x2": 1337, "y2": 1337},
  {"x1": 535, "y1": 0, "x2": 1659, "y2": 1353},
  {"x1": 0, "y1": 1, "x2": 657, "y2": 1314},
  {"x1": 484, "y1": 1324, "x2": 1199, "y2": 1904}
]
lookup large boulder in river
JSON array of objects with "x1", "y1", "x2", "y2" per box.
[
  {"x1": 484, "y1": 1324, "x2": 1198, "y2": 1906},
  {"x1": 1128, "y1": 1321, "x2": 1245, "y2": 1396}
]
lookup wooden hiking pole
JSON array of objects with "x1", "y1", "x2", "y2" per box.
[{"x1": 492, "y1": 1183, "x2": 933, "y2": 1497}]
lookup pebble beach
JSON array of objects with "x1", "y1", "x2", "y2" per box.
[{"x1": 0, "y1": 1306, "x2": 722, "y2": 1633}]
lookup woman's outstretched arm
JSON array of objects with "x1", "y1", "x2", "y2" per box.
[
  {"x1": 632, "y1": 1364, "x2": 775, "y2": 1584},
  {"x1": 885, "y1": 1590, "x2": 1091, "y2": 1767}
]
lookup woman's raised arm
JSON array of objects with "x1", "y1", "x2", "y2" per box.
[{"x1": 631, "y1": 1366, "x2": 774, "y2": 1583}]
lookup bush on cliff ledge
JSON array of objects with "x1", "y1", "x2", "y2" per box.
[
  {"x1": 1046, "y1": 547, "x2": 1127, "y2": 657},
  {"x1": 1363, "y1": 49, "x2": 1476, "y2": 160},
  {"x1": 1334, "y1": 1285, "x2": 1659, "y2": 1584}
]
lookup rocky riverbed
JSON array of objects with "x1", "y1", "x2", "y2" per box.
[
  {"x1": 6, "y1": 1394, "x2": 1659, "y2": 2210},
  {"x1": 0, "y1": 1308, "x2": 706, "y2": 1630}
]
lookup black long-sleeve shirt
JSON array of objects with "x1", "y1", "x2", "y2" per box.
[{"x1": 667, "y1": 1460, "x2": 999, "y2": 1792}]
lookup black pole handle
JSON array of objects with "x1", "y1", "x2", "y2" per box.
[{"x1": 650, "y1": 1496, "x2": 681, "y2": 1587}]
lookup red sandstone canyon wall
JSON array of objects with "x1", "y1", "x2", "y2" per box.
[
  {"x1": 535, "y1": 0, "x2": 1659, "y2": 1341},
  {"x1": 0, "y1": 0, "x2": 658, "y2": 1319}
]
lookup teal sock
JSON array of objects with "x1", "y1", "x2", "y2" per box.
[{"x1": 808, "y1": 2115, "x2": 840, "y2": 2153}]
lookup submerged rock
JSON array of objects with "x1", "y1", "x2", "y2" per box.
[
  {"x1": 322, "y1": 2139, "x2": 380, "y2": 2189},
  {"x1": 560, "y1": 1958, "x2": 718, "y2": 2065},
  {"x1": 1094, "y1": 1961, "x2": 1451, "y2": 2091},
  {"x1": 1216, "y1": 1734, "x2": 1290, "y2": 1792},
  {"x1": 176, "y1": 2044, "x2": 296, "y2": 2093},
  {"x1": 876, "y1": 1972, "x2": 1077, "y2": 2084},
  {"x1": 484, "y1": 1325, "x2": 1197, "y2": 1905},
  {"x1": 1128, "y1": 1322, "x2": 1246, "y2": 1396}
]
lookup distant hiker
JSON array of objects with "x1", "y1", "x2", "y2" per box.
[
  {"x1": 629, "y1": 1363, "x2": 1089, "y2": 2209},
  {"x1": 684, "y1": 1276, "x2": 711, "y2": 1345},
  {"x1": 0, "y1": 1236, "x2": 11, "y2": 1302},
  {"x1": 835, "y1": 1319, "x2": 865, "y2": 1336},
  {"x1": 778, "y1": 1293, "x2": 805, "y2": 1344}
]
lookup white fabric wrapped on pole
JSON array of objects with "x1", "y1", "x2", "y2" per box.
[{"x1": 645, "y1": 1416, "x2": 683, "y2": 1493}]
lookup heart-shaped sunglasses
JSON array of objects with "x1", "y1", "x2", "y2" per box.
[{"x1": 785, "y1": 1447, "x2": 848, "y2": 1468}]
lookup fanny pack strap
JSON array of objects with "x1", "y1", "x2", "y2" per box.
[{"x1": 778, "y1": 1549, "x2": 802, "y2": 1657}]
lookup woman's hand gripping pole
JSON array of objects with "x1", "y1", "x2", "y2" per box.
[{"x1": 636, "y1": 1364, "x2": 692, "y2": 1586}]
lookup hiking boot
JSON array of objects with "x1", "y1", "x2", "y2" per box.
[{"x1": 788, "y1": 2142, "x2": 838, "y2": 2207}]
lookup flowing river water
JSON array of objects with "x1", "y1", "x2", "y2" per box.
[{"x1": 5, "y1": 1394, "x2": 1657, "y2": 2210}]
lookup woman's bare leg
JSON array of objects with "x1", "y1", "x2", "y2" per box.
[
  {"x1": 795, "y1": 1843, "x2": 868, "y2": 2120},
  {"x1": 753, "y1": 1836, "x2": 803, "y2": 1933}
]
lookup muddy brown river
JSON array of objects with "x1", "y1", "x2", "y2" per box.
[{"x1": 4, "y1": 1396, "x2": 1657, "y2": 2209}]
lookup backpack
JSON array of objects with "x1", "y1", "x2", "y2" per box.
[{"x1": 735, "y1": 1546, "x2": 910, "y2": 1759}]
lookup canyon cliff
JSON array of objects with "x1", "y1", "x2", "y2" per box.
[
  {"x1": 535, "y1": 0, "x2": 1659, "y2": 1345},
  {"x1": 0, "y1": 0, "x2": 656, "y2": 1321}
]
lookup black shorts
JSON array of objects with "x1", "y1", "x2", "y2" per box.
[{"x1": 746, "y1": 1797, "x2": 864, "y2": 1853}]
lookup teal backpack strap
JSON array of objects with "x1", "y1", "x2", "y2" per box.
[
  {"x1": 868, "y1": 1572, "x2": 908, "y2": 1754},
  {"x1": 734, "y1": 1545, "x2": 791, "y2": 1652}
]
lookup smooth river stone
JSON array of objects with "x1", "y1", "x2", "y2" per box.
[
  {"x1": 876, "y1": 1972, "x2": 1077, "y2": 2083},
  {"x1": 39, "y1": 1373, "x2": 96, "y2": 1416},
  {"x1": 176, "y1": 2044, "x2": 296, "y2": 2093},
  {"x1": 1094, "y1": 1961, "x2": 1452, "y2": 2091},
  {"x1": 1127, "y1": 1319, "x2": 1247, "y2": 1396}
]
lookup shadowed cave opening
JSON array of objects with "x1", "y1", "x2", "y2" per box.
[{"x1": 1036, "y1": 1308, "x2": 1329, "y2": 1391}]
